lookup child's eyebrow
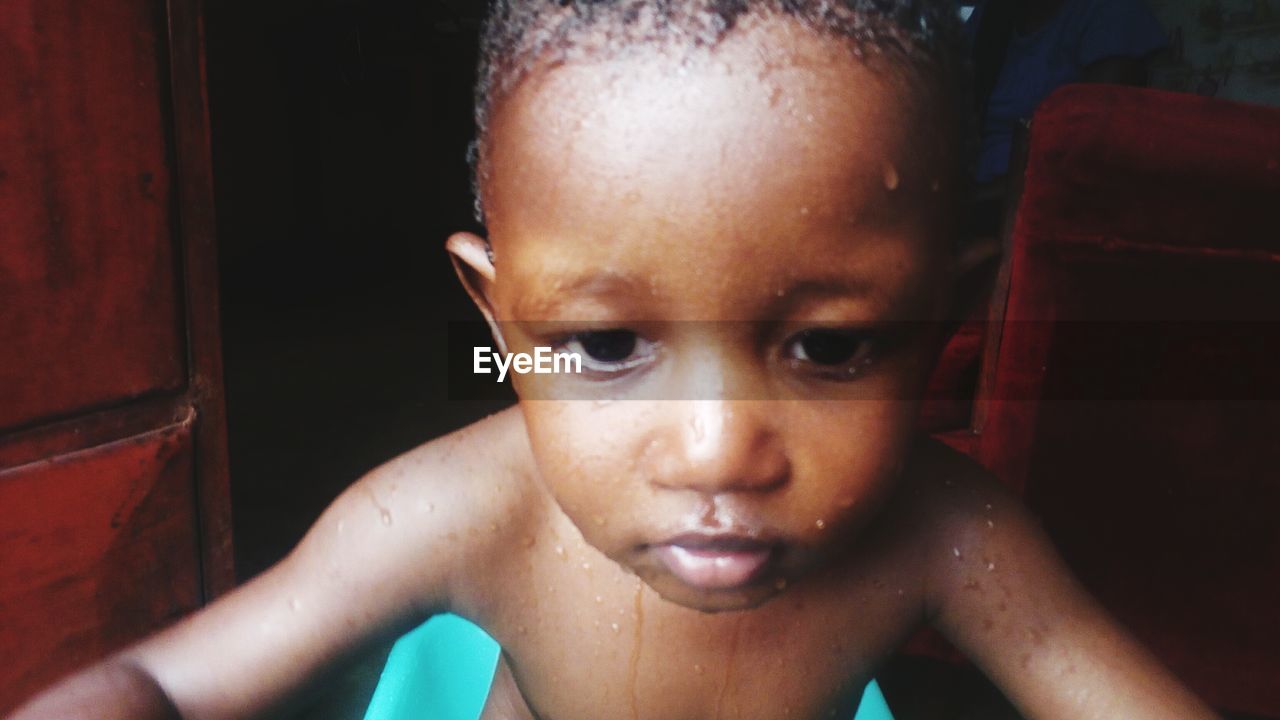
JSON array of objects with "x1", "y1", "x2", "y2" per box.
[
  {"x1": 513, "y1": 270, "x2": 645, "y2": 318},
  {"x1": 779, "y1": 277, "x2": 879, "y2": 302},
  {"x1": 511, "y1": 271, "x2": 883, "y2": 320}
]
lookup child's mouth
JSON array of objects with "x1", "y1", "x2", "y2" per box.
[{"x1": 653, "y1": 535, "x2": 776, "y2": 590}]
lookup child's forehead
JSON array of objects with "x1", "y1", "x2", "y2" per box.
[
  {"x1": 484, "y1": 25, "x2": 927, "y2": 236},
  {"x1": 480, "y1": 25, "x2": 950, "y2": 323},
  {"x1": 498, "y1": 19, "x2": 904, "y2": 131}
]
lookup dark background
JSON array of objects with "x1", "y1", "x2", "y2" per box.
[{"x1": 205, "y1": 0, "x2": 510, "y2": 583}]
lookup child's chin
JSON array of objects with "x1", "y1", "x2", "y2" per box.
[{"x1": 641, "y1": 573, "x2": 782, "y2": 613}]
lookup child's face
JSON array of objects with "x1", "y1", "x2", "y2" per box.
[{"x1": 458, "y1": 24, "x2": 956, "y2": 612}]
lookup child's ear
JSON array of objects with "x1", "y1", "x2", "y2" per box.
[{"x1": 446, "y1": 231, "x2": 508, "y2": 354}]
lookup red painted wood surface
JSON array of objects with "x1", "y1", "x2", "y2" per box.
[
  {"x1": 0, "y1": 0, "x2": 234, "y2": 710},
  {"x1": 0, "y1": 418, "x2": 202, "y2": 714},
  {"x1": 0, "y1": 0, "x2": 185, "y2": 433}
]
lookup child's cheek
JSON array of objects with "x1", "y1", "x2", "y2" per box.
[
  {"x1": 788, "y1": 400, "x2": 916, "y2": 526},
  {"x1": 520, "y1": 400, "x2": 644, "y2": 511}
]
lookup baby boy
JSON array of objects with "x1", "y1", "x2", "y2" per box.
[{"x1": 12, "y1": 1, "x2": 1216, "y2": 718}]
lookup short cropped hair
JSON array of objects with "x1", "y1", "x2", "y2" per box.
[{"x1": 469, "y1": 0, "x2": 971, "y2": 224}]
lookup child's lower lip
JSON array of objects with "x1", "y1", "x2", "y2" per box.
[{"x1": 654, "y1": 544, "x2": 773, "y2": 589}]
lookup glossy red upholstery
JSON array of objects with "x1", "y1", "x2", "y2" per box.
[{"x1": 974, "y1": 84, "x2": 1280, "y2": 716}]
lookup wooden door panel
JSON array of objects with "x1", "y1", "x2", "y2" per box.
[
  {"x1": 0, "y1": 0, "x2": 185, "y2": 433},
  {"x1": 0, "y1": 415, "x2": 202, "y2": 712},
  {"x1": 0, "y1": 0, "x2": 232, "y2": 711}
]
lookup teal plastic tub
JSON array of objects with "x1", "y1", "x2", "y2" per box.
[{"x1": 364, "y1": 614, "x2": 894, "y2": 720}]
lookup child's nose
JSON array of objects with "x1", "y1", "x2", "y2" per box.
[{"x1": 649, "y1": 400, "x2": 789, "y2": 495}]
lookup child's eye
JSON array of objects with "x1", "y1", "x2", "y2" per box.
[
  {"x1": 561, "y1": 330, "x2": 655, "y2": 374},
  {"x1": 782, "y1": 328, "x2": 877, "y2": 380}
]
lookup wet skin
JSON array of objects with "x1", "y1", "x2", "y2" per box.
[
  {"x1": 8, "y1": 15, "x2": 1217, "y2": 720},
  {"x1": 469, "y1": 20, "x2": 953, "y2": 616},
  {"x1": 448, "y1": 23, "x2": 960, "y2": 719},
  {"x1": 440, "y1": 23, "x2": 962, "y2": 717}
]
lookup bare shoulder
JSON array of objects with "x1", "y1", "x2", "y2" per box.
[
  {"x1": 295, "y1": 405, "x2": 547, "y2": 614},
  {"x1": 896, "y1": 438, "x2": 1025, "y2": 603},
  {"x1": 117, "y1": 407, "x2": 546, "y2": 717},
  {"x1": 900, "y1": 437, "x2": 1217, "y2": 719}
]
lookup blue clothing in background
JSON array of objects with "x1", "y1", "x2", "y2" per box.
[{"x1": 969, "y1": 0, "x2": 1167, "y2": 181}]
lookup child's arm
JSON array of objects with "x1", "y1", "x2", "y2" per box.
[
  {"x1": 922, "y1": 454, "x2": 1219, "y2": 720},
  {"x1": 7, "y1": 411, "x2": 528, "y2": 720},
  {"x1": 6, "y1": 661, "x2": 182, "y2": 720}
]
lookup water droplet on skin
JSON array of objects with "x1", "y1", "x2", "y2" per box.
[
  {"x1": 986, "y1": 519, "x2": 995, "y2": 529},
  {"x1": 489, "y1": 522, "x2": 499, "y2": 532},
  {"x1": 694, "y1": 663, "x2": 704, "y2": 674},
  {"x1": 987, "y1": 562, "x2": 996, "y2": 571},
  {"x1": 952, "y1": 547, "x2": 962, "y2": 559},
  {"x1": 380, "y1": 509, "x2": 393, "y2": 526},
  {"x1": 336, "y1": 520, "x2": 346, "y2": 534},
  {"x1": 582, "y1": 562, "x2": 592, "y2": 571},
  {"x1": 897, "y1": 588, "x2": 905, "y2": 596},
  {"x1": 799, "y1": 206, "x2": 809, "y2": 216},
  {"x1": 815, "y1": 519, "x2": 826, "y2": 530},
  {"x1": 883, "y1": 163, "x2": 900, "y2": 191},
  {"x1": 985, "y1": 503, "x2": 994, "y2": 511},
  {"x1": 805, "y1": 113, "x2": 814, "y2": 123},
  {"x1": 691, "y1": 414, "x2": 706, "y2": 443},
  {"x1": 611, "y1": 622, "x2": 621, "y2": 633},
  {"x1": 555, "y1": 544, "x2": 566, "y2": 557}
]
